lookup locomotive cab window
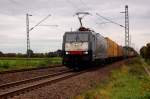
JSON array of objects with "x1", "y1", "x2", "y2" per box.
[{"x1": 65, "y1": 33, "x2": 89, "y2": 42}]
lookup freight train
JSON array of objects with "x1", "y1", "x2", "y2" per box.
[{"x1": 62, "y1": 27, "x2": 137, "y2": 70}]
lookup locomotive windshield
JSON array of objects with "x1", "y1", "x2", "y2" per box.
[{"x1": 65, "y1": 33, "x2": 88, "y2": 42}]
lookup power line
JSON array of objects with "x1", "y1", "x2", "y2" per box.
[
  {"x1": 96, "y1": 13, "x2": 125, "y2": 28},
  {"x1": 26, "y1": 14, "x2": 51, "y2": 58},
  {"x1": 29, "y1": 14, "x2": 51, "y2": 31},
  {"x1": 96, "y1": 6, "x2": 130, "y2": 58},
  {"x1": 8, "y1": 0, "x2": 19, "y2": 5},
  {"x1": 79, "y1": 0, "x2": 91, "y2": 10},
  {"x1": 76, "y1": 0, "x2": 126, "y2": 31},
  {"x1": 38, "y1": 25, "x2": 58, "y2": 27},
  {"x1": 65, "y1": 0, "x2": 81, "y2": 11},
  {"x1": 96, "y1": 22, "x2": 112, "y2": 25}
]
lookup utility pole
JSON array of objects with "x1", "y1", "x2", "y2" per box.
[
  {"x1": 121, "y1": 5, "x2": 130, "y2": 57},
  {"x1": 125, "y1": 5, "x2": 130, "y2": 57},
  {"x1": 26, "y1": 14, "x2": 51, "y2": 59},
  {"x1": 26, "y1": 13, "x2": 58, "y2": 66},
  {"x1": 96, "y1": 6, "x2": 130, "y2": 57},
  {"x1": 129, "y1": 35, "x2": 131, "y2": 47},
  {"x1": 26, "y1": 13, "x2": 32, "y2": 58}
]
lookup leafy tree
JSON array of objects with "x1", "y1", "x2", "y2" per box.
[
  {"x1": 27, "y1": 49, "x2": 34, "y2": 57},
  {"x1": 0, "y1": 51, "x2": 4, "y2": 57},
  {"x1": 5, "y1": 53, "x2": 16, "y2": 57},
  {"x1": 146, "y1": 43, "x2": 150, "y2": 59},
  {"x1": 140, "y1": 43, "x2": 150, "y2": 60},
  {"x1": 56, "y1": 49, "x2": 62, "y2": 57},
  {"x1": 33, "y1": 53, "x2": 45, "y2": 58},
  {"x1": 140, "y1": 46, "x2": 147, "y2": 58}
]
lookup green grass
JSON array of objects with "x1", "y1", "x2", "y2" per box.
[
  {"x1": 0, "y1": 57, "x2": 62, "y2": 71},
  {"x1": 146, "y1": 60, "x2": 150, "y2": 65},
  {"x1": 74, "y1": 57, "x2": 150, "y2": 99}
]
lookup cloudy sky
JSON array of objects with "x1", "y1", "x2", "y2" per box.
[{"x1": 0, "y1": 0, "x2": 149, "y2": 53}]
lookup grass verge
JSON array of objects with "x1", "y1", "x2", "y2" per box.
[
  {"x1": 0, "y1": 57, "x2": 62, "y2": 71},
  {"x1": 74, "y1": 57, "x2": 150, "y2": 99}
]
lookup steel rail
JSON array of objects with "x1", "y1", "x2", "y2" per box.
[
  {"x1": 0, "y1": 69, "x2": 71, "y2": 90},
  {"x1": 0, "y1": 69, "x2": 74, "y2": 99},
  {"x1": 0, "y1": 65, "x2": 63, "y2": 74}
]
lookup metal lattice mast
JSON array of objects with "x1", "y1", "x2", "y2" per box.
[
  {"x1": 125, "y1": 5, "x2": 129, "y2": 56},
  {"x1": 96, "y1": 6, "x2": 130, "y2": 57},
  {"x1": 26, "y1": 14, "x2": 51, "y2": 58},
  {"x1": 26, "y1": 13, "x2": 31, "y2": 58}
]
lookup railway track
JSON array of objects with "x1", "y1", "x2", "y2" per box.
[
  {"x1": 0, "y1": 59, "x2": 132, "y2": 98},
  {"x1": 0, "y1": 65, "x2": 63, "y2": 74},
  {"x1": 0, "y1": 65, "x2": 68, "y2": 86},
  {"x1": 0, "y1": 69, "x2": 75, "y2": 99}
]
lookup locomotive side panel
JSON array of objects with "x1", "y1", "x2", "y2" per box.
[{"x1": 92, "y1": 33, "x2": 107, "y2": 60}]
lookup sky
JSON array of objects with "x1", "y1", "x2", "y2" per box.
[{"x1": 0, "y1": 0, "x2": 149, "y2": 53}]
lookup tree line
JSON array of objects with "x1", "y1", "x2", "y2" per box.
[
  {"x1": 140, "y1": 43, "x2": 150, "y2": 60},
  {"x1": 0, "y1": 49, "x2": 62, "y2": 58}
]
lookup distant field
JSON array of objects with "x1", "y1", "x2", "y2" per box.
[{"x1": 0, "y1": 57, "x2": 62, "y2": 72}]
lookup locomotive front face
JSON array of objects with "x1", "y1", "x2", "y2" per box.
[
  {"x1": 62, "y1": 32, "x2": 92, "y2": 67},
  {"x1": 65, "y1": 32, "x2": 89, "y2": 54}
]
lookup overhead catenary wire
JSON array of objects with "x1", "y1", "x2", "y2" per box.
[
  {"x1": 8, "y1": 0, "x2": 19, "y2": 4},
  {"x1": 96, "y1": 22, "x2": 112, "y2": 25},
  {"x1": 29, "y1": 14, "x2": 51, "y2": 31},
  {"x1": 26, "y1": 14, "x2": 52, "y2": 59},
  {"x1": 76, "y1": 0, "x2": 112, "y2": 28},
  {"x1": 79, "y1": 0, "x2": 91, "y2": 10},
  {"x1": 66, "y1": 0, "x2": 125, "y2": 31},
  {"x1": 8, "y1": 0, "x2": 23, "y2": 16},
  {"x1": 96, "y1": 13, "x2": 125, "y2": 28},
  {"x1": 39, "y1": 25, "x2": 58, "y2": 27},
  {"x1": 65, "y1": 0, "x2": 81, "y2": 11},
  {"x1": 75, "y1": 0, "x2": 125, "y2": 29}
]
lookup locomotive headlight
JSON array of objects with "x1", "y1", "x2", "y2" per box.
[
  {"x1": 83, "y1": 51, "x2": 88, "y2": 54},
  {"x1": 66, "y1": 52, "x2": 69, "y2": 54}
]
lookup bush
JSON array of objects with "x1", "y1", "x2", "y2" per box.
[
  {"x1": 125, "y1": 57, "x2": 142, "y2": 66},
  {"x1": 0, "y1": 62, "x2": 10, "y2": 69},
  {"x1": 140, "y1": 43, "x2": 150, "y2": 60}
]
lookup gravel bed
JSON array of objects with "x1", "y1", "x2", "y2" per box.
[
  {"x1": 0, "y1": 66, "x2": 67, "y2": 85},
  {"x1": 12, "y1": 60, "x2": 127, "y2": 99}
]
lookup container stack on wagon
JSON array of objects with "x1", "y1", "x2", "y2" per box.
[{"x1": 105, "y1": 37, "x2": 124, "y2": 62}]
